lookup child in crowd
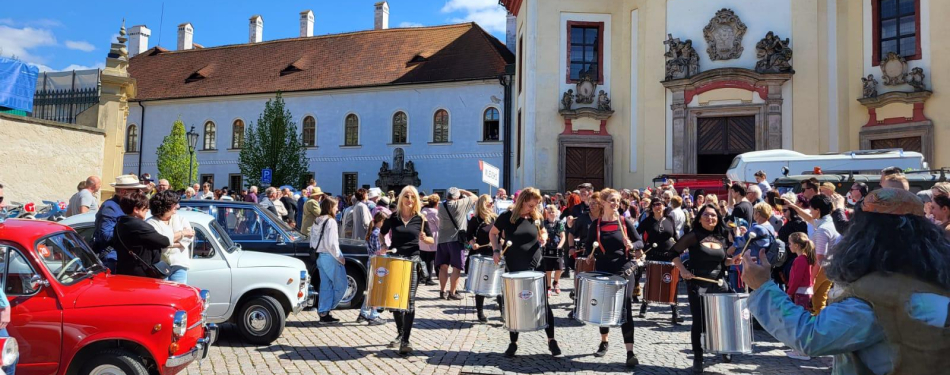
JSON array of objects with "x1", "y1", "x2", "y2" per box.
[
  {"x1": 542, "y1": 205, "x2": 566, "y2": 295},
  {"x1": 784, "y1": 231, "x2": 816, "y2": 360}
]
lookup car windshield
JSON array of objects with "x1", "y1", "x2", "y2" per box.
[
  {"x1": 35, "y1": 231, "x2": 103, "y2": 285},
  {"x1": 209, "y1": 220, "x2": 237, "y2": 252},
  {"x1": 257, "y1": 206, "x2": 305, "y2": 240}
]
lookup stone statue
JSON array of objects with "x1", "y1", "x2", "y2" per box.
[
  {"x1": 862, "y1": 74, "x2": 878, "y2": 98},
  {"x1": 703, "y1": 8, "x2": 747, "y2": 60},
  {"x1": 406, "y1": 160, "x2": 416, "y2": 173},
  {"x1": 754, "y1": 31, "x2": 793, "y2": 74},
  {"x1": 561, "y1": 89, "x2": 574, "y2": 110},
  {"x1": 380, "y1": 161, "x2": 390, "y2": 173},
  {"x1": 393, "y1": 148, "x2": 405, "y2": 173},
  {"x1": 907, "y1": 67, "x2": 926, "y2": 92},
  {"x1": 597, "y1": 90, "x2": 612, "y2": 111},
  {"x1": 664, "y1": 34, "x2": 701, "y2": 80}
]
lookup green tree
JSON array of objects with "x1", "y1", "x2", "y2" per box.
[
  {"x1": 156, "y1": 118, "x2": 198, "y2": 190},
  {"x1": 239, "y1": 93, "x2": 308, "y2": 188}
]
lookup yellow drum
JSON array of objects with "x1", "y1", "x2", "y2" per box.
[{"x1": 367, "y1": 255, "x2": 416, "y2": 311}]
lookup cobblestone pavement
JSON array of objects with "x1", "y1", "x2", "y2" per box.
[{"x1": 186, "y1": 274, "x2": 832, "y2": 375}]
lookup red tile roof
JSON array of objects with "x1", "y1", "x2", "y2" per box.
[{"x1": 129, "y1": 23, "x2": 514, "y2": 101}]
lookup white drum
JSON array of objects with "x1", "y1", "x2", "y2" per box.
[
  {"x1": 501, "y1": 271, "x2": 547, "y2": 332},
  {"x1": 573, "y1": 272, "x2": 628, "y2": 327}
]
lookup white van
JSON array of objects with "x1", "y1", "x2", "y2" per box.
[{"x1": 726, "y1": 149, "x2": 927, "y2": 183}]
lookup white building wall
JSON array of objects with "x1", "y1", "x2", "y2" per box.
[{"x1": 124, "y1": 81, "x2": 505, "y2": 195}]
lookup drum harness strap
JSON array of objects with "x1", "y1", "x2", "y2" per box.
[{"x1": 596, "y1": 219, "x2": 638, "y2": 277}]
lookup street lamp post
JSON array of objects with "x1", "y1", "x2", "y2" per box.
[{"x1": 186, "y1": 126, "x2": 199, "y2": 186}]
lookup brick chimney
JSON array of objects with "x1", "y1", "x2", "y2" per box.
[
  {"x1": 249, "y1": 15, "x2": 263, "y2": 43},
  {"x1": 300, "y1": 10, "x2": 314, "y2": 37},
  {"x1": 177, "y1": 22, "x2": 193, "y2": 50},
  {"x1": 129, "y1": 25, "x2": 151, "y2": 57},
  {"x1": 374, "y1": 1, "x2": 389, "y2": 30}
]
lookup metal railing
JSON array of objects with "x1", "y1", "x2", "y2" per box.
[{"x1": 31, "y1": 70, "x2": 101, "y2": 125}]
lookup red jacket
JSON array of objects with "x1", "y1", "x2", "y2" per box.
[{"x1": 786, "y1": 255, "x2": 814, "y2": 297}]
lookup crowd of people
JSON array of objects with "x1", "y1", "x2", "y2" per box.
[{"x1": 13, "y1": 164, "x2": 943, "y2": 374}]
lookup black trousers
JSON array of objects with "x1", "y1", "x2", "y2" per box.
[
  {"x1": 685, "y1": 279, "x2": 729, "y2": 356},
  {"x1": 598, "y1": 294, "x2": 635, "y2": 344},
  {"x1": 419, "y1": 251, "x2": 436, "y2": 281},
  {"x1": 475, "y1": 295, "x2": 504, "y2": 312},
  {"x1": 392, "y1": 259, "x2": 422, "y2": 344}
]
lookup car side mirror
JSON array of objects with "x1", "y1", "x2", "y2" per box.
[{"x1": 29, "y1": 275, "x2": 49, "y2": 291}]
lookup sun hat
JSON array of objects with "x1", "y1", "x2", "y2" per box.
[{"x1": 111, "y1": 174, "x2": 147, "y2": 189}]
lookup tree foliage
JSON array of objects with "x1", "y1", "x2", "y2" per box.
[
  {"x1": 239, "y1": 93, "x2": 308, "y2": 188},
  {"x1": 156, "y1": 118, "x2": 198, "y2": 190}
]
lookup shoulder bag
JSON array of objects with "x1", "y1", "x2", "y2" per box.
[{"x1": 445, "y1": 203, "x2": 469, "y2": 246}]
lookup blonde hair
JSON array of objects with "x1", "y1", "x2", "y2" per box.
[
  {"x1": 881, "y1": 174, "x2": 910, "y2": 190},
  {"x1": 397, "y1": 185, "x2": 423, "y2": 217},
  {"x1": 476, "y1": 194, "x2": 497, "y2": 222},
  {"x1": 789, "y1": 232, "x2": 816, "y2": 265},
  {"x1": 932, "y1": 182, "x2": 950, "y2": 197},
  {"x1": 670, "y1": 195, "x2": 683, "y2": 208},
  {"x1": 705, "y1": 194, "x2": 719, "y2": 207},
  {"x1": 510, "y1": 187, "x2": 543, "y2": 224},
  {"x1": 753, "y1": 201, "x2": 773, "y2": 220}
]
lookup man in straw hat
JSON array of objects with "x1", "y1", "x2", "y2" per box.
[
  {"x1": 301, "y1": 186, "x2": 326, "y2": 235},
  {"x1": 93, "y1": 174, "x2": 147, "y2": 273}
]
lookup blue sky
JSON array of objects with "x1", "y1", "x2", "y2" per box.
[{"x1": 0, "y1": 0, "x2": 508, "y2": 72}]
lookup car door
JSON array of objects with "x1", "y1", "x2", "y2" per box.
[
  {"x1": 183, "y1": 225, "x2": 232, "y2": 319},
  {"x1": 1, "y1": 243, "x2": 63, "y2": 375}
]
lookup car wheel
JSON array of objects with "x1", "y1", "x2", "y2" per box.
[
  {"x1": 337, "y1": 264, "x2": 366, "y2": 309},
  {"x1": 80, "y1": 349, "x2": 149, "y2": 375},
  {"x1": 236, "y1": 295, "x2": 286, "y2": 345}
]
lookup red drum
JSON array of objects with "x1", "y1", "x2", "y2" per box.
[
  {"x1": 574, "y1": 256, "x2": 596, "y2": 273},
  {"x1": 644, "y1": 261, "x2": 680, "y2": 304}
]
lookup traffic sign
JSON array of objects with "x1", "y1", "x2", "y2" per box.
[
  {"x1": 480, "y1": 161, "x2": 499, "y2": 188},
  {"x1": 261, "y1": 168, "x2": 273, "y2": 184}
]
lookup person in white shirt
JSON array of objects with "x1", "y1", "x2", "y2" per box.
[
  {"x1": 669, "y1": 196, "x2": 687, "y2": 238},
  {"x1": 310, "y1": 196, "x2": 347, "y2": 323},
  {"x1": 67, "y1": 176, "x2": 101, "y2": 217},
  {"x1": 350, "y1": 189, "x2": 373, "y2": 240},
  {"x1": 146, "y1": 191, "x2": 195, "y2": 284},
  {"x1": 196, "y1": 183, "x2": 214, "y2": 200}
]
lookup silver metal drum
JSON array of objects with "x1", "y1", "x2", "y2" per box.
[
  {"x1": 464, "y1": 256, "x2": 505, "y2": 296},
  {"x1": 702, "y1": 293, "x2": 753, "y2": 354},
  {"x1": 573, "y1": 272, "x2": 628, "y2": 327},
  {"x1": 501, "y1": 271, "x2": 547, "y2": 332}
]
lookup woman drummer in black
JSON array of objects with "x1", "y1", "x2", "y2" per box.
[
  {"x1": 467, "y1": 194, "x2": 503, "y2": 323},
  {"x1": 490, "y1": 187, "x2": 562, "y2": 358},
  {"x1": 636, "y1": 200, "x2": 683, "y2": 323},
  {"x1": 583, "y1": 188, "x2": 644, "y2": 368},
  {"x1": 671, "y1": 203, "x2": 740, "y2": 374},
  {"x1": 379, "y1": 185, "x2": 435, "y2": 356}
]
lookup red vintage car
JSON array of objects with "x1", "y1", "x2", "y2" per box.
[{"x1": 0, "y1": 219, "x2": 217, "y2": 375}]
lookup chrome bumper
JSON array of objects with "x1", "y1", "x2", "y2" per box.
[
  {"x1": 165, "y1": 323, "x2": 218, "y2": 368},
  {"x1": 294, "y1": 285, "x2": 317, "y2": 314}
]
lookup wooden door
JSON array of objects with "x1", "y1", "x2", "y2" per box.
[
  {"x1": 870, "y1": 137, "x2": 922, "y2": 153},
  {"x1": 565, "y1": 147, "x2": 605, "y2": 190},
  {"x1": 697, "y1": 116, "x2": 755, "y2": 155}
]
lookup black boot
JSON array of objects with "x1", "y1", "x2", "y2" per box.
[
  {"x1": 594, "y1": 341, "x2": 608, "y2": 357},
  {"x1": 672, "y1": 307, "x2": 683, "y2": 325},
  {"x1": 638, "y1": 302, "x2": 647, "y2": 318},
  {"x1": 504, "y1": 343, "x2": 518, "y2": 357},
  {"x1": 548, "y1": 340, "x2": 562, "y2": 357},
  {"x1": 626, "y1": 351, "x2": 639, "y2": 368},
  {"x1": 477, "y1": 310, "x2": 488, "y2": 323},
  {"x1": 692, "y1": 353, "x2": 704, "y2": 374}
]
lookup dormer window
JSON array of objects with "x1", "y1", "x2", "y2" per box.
[
  {"x1": 185, "y1": 72, "x2": 205, "y2": 83},
  {"x1": 409, "y1": 55, "x2": 428, "y2": 63},
  {"x1": 280, "y1": 64, "x2": 303, "y2": 76}
]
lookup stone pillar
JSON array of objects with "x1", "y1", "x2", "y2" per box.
[
  {"x1": 670, "y1": 91, "x2": 688, "y2": 173},
  {"x1": 98, "y1": 22, "x2": 137, "y2": 200},
  {"x1": 766, "y1": 83, "x2": 784, "y2": 149}
]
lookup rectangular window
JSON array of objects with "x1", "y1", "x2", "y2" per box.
[
  {"x1": 200, "y1": 174, "x2": 214, "y2": 187},
  {"x1": 874, "y1": 0, "x2": 920, "y2": 64},
  {"x1": 229, "y1": 174, "x2": 243, "y2": 193},
  {"x1": 432, "y1": 189, "x2": 447, "y2": 200},
  {"x1": 518, "y1": 35, "x2": 523, "y2": 92},
  {"x1": 516, "y1": 110, "x2": 522, "y2": 168},
  {"x1": 566, "y1": 22, "x2": 604, "y2": 82},
  {"x1": 343, "y1": 173, "x2": 358, "y2": 197}
]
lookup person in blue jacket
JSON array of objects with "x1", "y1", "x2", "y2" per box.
[{"x1": 93, "y1": 175, "x2": 146, "y2": 273}]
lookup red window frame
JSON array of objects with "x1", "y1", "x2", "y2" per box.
[
  {"x1": 566, "y1": 21, "x2": 605, "y2": 84},
  {"x1": 872, "y1": 0, "x2": 921, "y2": 66}
]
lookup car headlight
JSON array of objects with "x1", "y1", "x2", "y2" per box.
[
  {"x1": 199, "y1": 289, "x2": 211, "y2": 312},
  {"x1": 0, "y1": 338, "x2": 17, "y2": 367},
  {"x1": 172, "y1": 310, "x2": 188, "y2": 337}
]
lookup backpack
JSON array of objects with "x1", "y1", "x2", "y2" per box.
[{"x1": 765, "y1": 232, "x2": 787, "y2": 269}]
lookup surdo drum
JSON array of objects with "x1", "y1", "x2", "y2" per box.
[
  {"x1": 573, "y1": 272, "x2": 628, "y2": 327},
  {"x1": 644, "y1": 261, "x2": 681, "y2": 304},
  {"x1": 366, "y1": 255, "x2": 416, "y2": 311},
  {"x1": 501, "y1": 271, "x2": 548, "y2": 332},
  {"x1": 702, "y1": 293, "x2": 754, "y2": 354},
  {"x1": 464, "y1": 255, "x2": 505, "y2": 296}
]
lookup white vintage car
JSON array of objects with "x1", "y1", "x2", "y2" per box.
[{"x1": 62, "y1": 210, "x2": 315, "y2": 345}]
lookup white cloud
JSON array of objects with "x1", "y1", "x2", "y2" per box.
[
  {"x1": 440, "y1": 0, "x2": 507, "y2": 34},
  {"x1": 0, "y1": 25, "x2": 56, "y2": 64},
  {"x1": 60, "y1": 62, "x2": 105, "y2": 72},
  {"x1": 65, "y1": 40, "x2": 95, "y2": 52},
  {"x1": 0, "y1": 18, "x2": 62, "y2": 28},
  {"x1": 398, "y1": 22, "x2": 425, "y2": 28}
]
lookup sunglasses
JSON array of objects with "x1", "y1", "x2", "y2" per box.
[{"x1": 0, "y1": 196, "x2": 3, "y2": 204}]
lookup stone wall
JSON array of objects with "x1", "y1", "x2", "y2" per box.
[{"x1": 0, "y1": 114, "x2": 106, "y2": 204}]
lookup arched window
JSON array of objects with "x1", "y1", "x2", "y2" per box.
[
  {"x1": 433, "y1": 109, "x2": 449, "y2": 143},
  {"x1": 231, "y1": 119, "x2": 245, "y2": 149},
  {"x1": 302, "y1": 116, "x2": 316, "y2": 147},
  {"x1": 483, "y1": 108, "x2": 500, "y2": 141},
  {"x1": 392, "y1": 111, "x2": 407, "y2": 144},
  {"x1": 126, "y1": 124, "x2": 138, "y2": 152},
  {"x1": 203, "y1": 121, "x2": 216, "y2": 150},
  {"x1": 344, "y1": 114, "x2": 359, "y2": 146}
]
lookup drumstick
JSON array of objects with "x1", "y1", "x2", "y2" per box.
[
  {"x1": 500, "y1": 241, "x2": 514, "y2": 256},
  {"x1": 739, "y1": 232, "x2": 758, "y2": 293},
  {"x1": 691, "y1": 276, "x2": 726, "y2": 287}
]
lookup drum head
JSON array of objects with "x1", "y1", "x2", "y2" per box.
[
  {"x1": 502, "y1": 271, "x2": 545, "y2": 279},
  {"x1": 576, "y1": 272, "x2": 626, "y2": 285}
]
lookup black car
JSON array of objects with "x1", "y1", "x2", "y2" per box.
[
  {"x1": 180, "y1": 200, "x2": 369, "y2": 308},
  {"x1": 772, "y1": 170, "x2": 947, "y2": 196}
]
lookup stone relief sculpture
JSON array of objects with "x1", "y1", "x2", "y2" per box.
[
  {"x1": 907, "y1": 67, "x2": 926, "y2": 92},
  {"x1": 376, "y1": 147, "x2": 421, "y2": 192},
  {"x1": 574, "y1": 74, "x2": 597, "y2": 104},
  {"x1": 561, "y1": 89, "x2": 574, "y2": 110},
  {"x1": 754, "y1": 32, "x2": 793, "y2": 74},
  {"x1": 703, "y1": 8, "x2": 747, "y2": 60},
  {"x1": 597, "y1": 90, "x2": 612, "y2": 111},
  {"x1": 664, "y1": 34, "x2": 700, "y2": 80},
  {"x1": 879, "y1": 52, "x2": 908, "y2": 86},
  {"x1": 862, "y1": 74, "x2": 878, "y2": 98}
]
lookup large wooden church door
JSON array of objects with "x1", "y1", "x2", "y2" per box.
[
  {"x1": 696, "y1": 116, "x2": 756, "y2": 174},
  {"x1": 565, "y1": 147, "x2": 605, "y2": 190}
]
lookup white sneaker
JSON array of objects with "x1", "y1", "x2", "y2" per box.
[{"x1": 786, "y1": 350, "x2": 811, "y2": 360}]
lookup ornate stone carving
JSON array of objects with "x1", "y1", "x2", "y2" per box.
[
  {"x1": 879, "y1": 52, "x2": 908, "y2": 86},
  {"x1": 597, "y1": 90, "x2": 611, "y2": 111},
  {"x1": 907, "y1": 67, "x2": 926, "y2": 92},
  {"x1": 754, "y1": 32, "x2": 793, "y2": 74},
  {"x1": 664, "y1": 34, "x2": 700, "y2": 80},
  {"x1": 574, "y1": 74, "x2": 597, "y2": 104},
  {"x1": 375, "y1": 147, "x2": 420, "y2": 192},
  {"x1": 703, "y1": 8, "x2": 747, "y2": 61},
  {"x1": 561, "y1": 89, "x2": 574, "y2": 110},
  {"x1": 862, "y1": 74, "x2": 878, "y2": 98}
]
